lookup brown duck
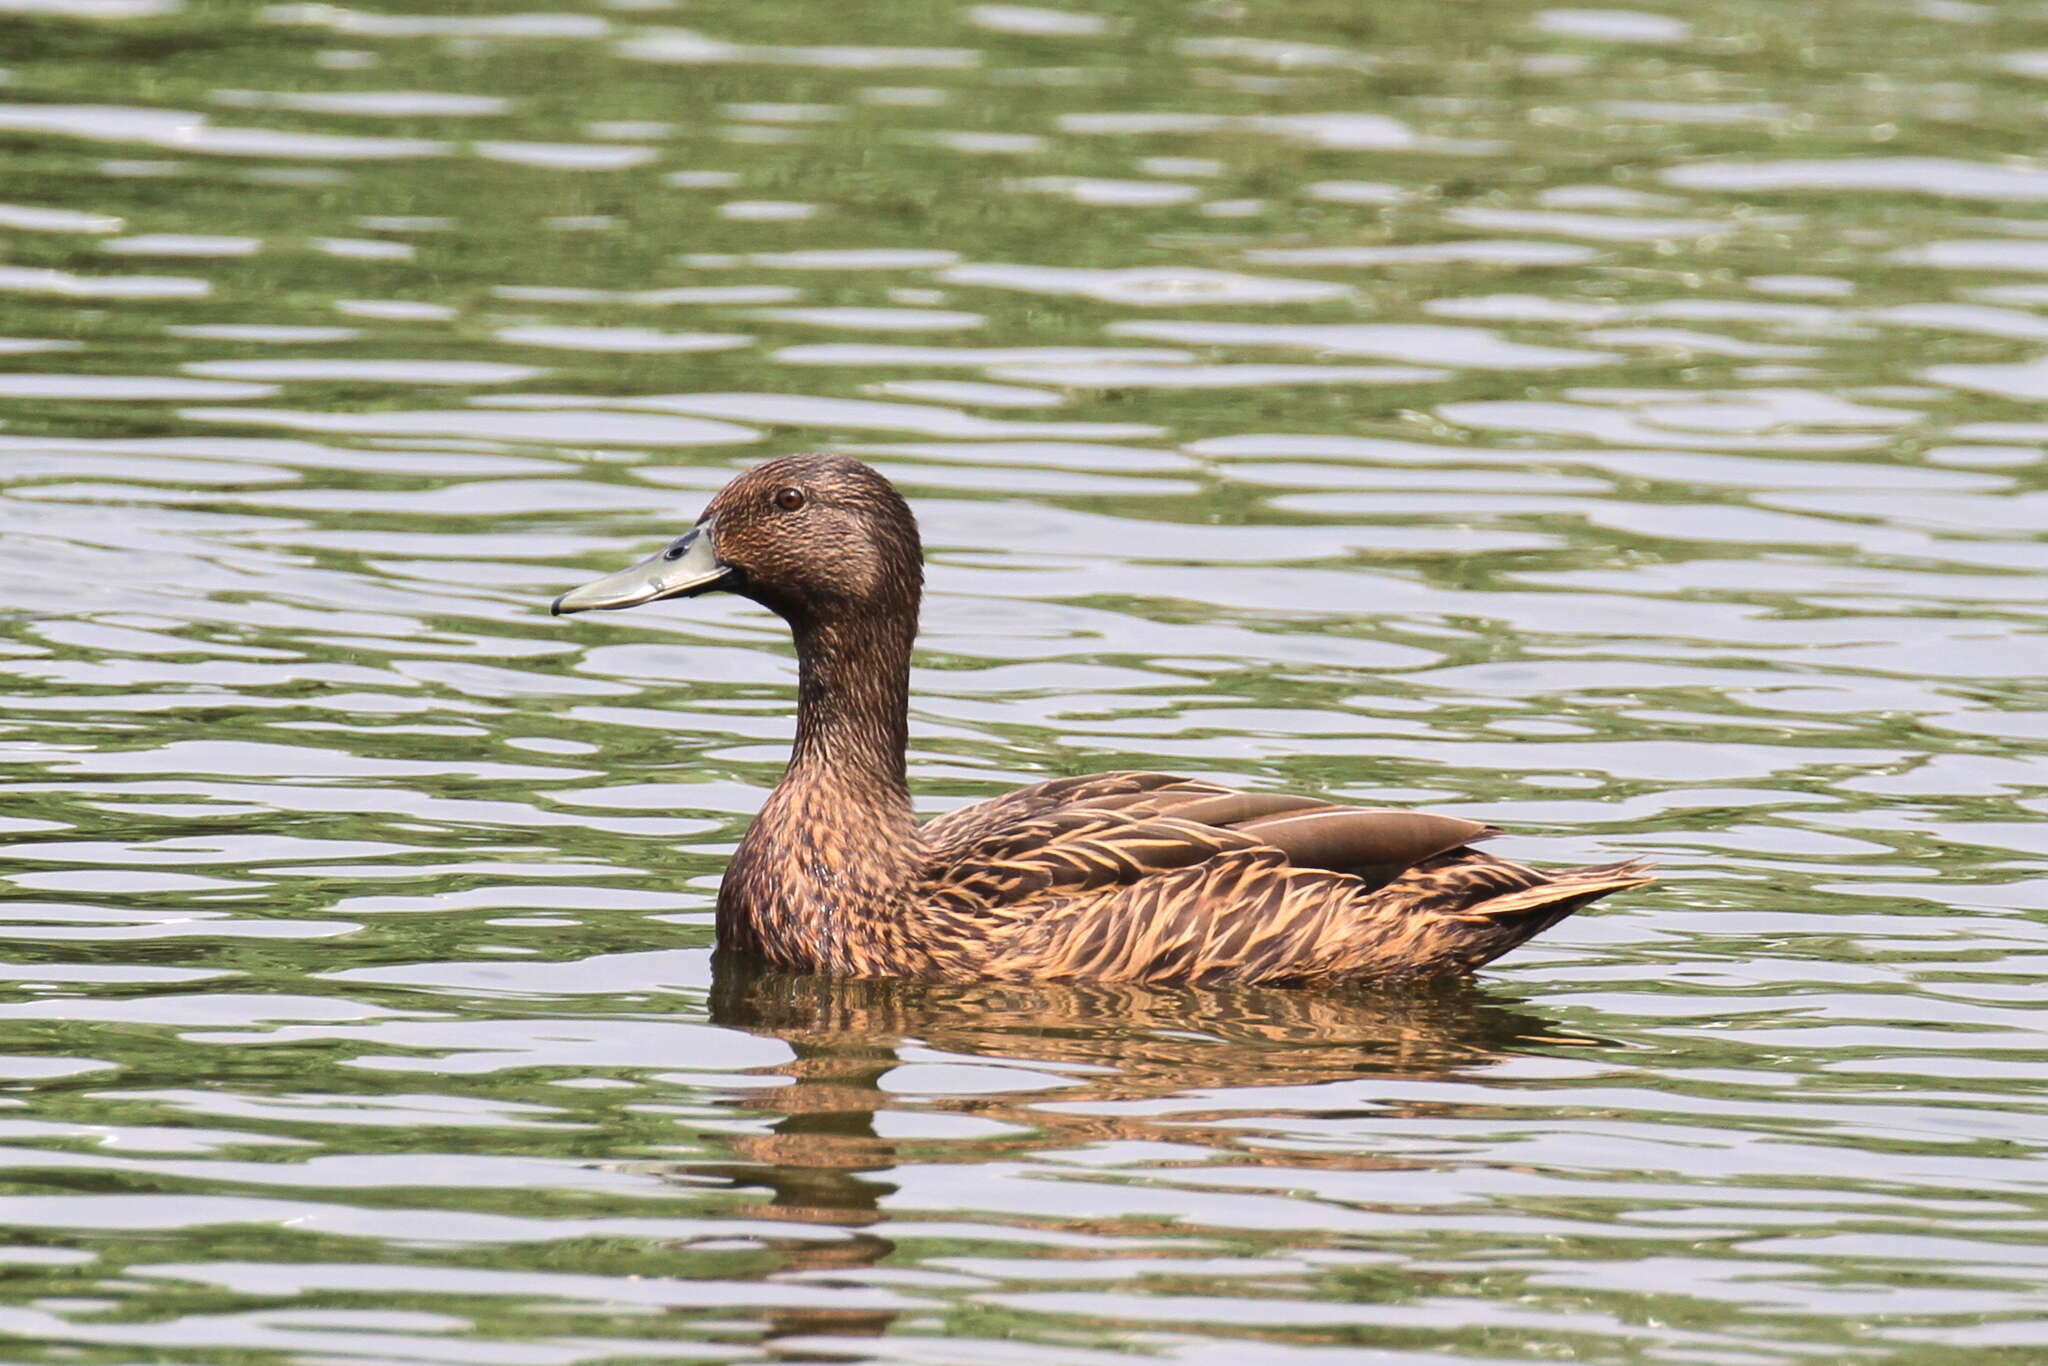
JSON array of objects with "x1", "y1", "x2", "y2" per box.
[{"x1": 553, "y1": 453, "x2": 1651, "y2": 986}]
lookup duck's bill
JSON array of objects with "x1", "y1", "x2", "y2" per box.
[{"x1": 551, "y1": 519, "x2": 735, "y2": 615}]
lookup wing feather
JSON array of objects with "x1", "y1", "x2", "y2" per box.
[{"x1": 915, "y1": 774, "x2": 1649, "y2": 985}]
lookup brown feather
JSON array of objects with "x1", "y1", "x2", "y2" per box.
[
  {"x1": 1233, "y1": 808, "x2": 1496, "y2": 874},
  {"x1": 1139, "y1": 791, "x2": 1330, "y2": 826}
]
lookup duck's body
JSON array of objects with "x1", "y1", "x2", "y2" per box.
[{"x1": 555, "y1": 454, "x2": 1650, "y2": 987}]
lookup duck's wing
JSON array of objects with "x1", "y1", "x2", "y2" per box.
[
  {"x1": 923, "y1": 772, "x2": 1496, "y2": 884},
  {"x1": 919, "y1": 793, "x2": 1650, "y2": 985},
  {"x1": 920, "y1": 771, "x2": 1226, "y2": 857}
]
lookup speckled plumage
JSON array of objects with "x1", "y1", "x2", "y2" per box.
[{"x1": 559, "y1": 454, "x2": 1652, "y2": 986}]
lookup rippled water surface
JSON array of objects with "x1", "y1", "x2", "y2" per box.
[{"x1": 2, "y1": 1, "x2": 2046, "y2": 1362}]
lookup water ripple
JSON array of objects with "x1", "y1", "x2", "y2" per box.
[{"x1": 0, "y1": 3, "x2": 2044, "y2": 1364}]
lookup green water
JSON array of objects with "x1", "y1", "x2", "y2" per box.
[{"x1": 1, "y1": 1, "x2": 2045, "y2": 1362}]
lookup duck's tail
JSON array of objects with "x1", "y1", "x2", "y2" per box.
[
  {"x1": 1441, "y1": 855, "x2": 1655, "y2": 969},
  {"x1": 1351, "y1": 850, "x2": 1653, "y2": 979}
]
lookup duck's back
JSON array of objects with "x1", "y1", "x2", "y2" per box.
[{"x1": 915, "y1": 772, "x2": 1650, "y2": 986}]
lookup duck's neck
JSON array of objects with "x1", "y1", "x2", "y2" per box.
[
  {"x1": 719, "y1": 606, "x2": 922, "y2": 973},
  {"x1": 787, "y1": 612, "x2": 915, "y2": 802}
]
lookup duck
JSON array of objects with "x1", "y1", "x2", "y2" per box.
[{"x1": 552, "y1": 453, "x2": 1651, "y2": 987}]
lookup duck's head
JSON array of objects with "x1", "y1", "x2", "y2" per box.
[{"x1": 551, "y1": 453, "x2": 923, "y2": 625}]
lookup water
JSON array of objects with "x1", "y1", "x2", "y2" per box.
[{"x1": 0, "y1": 0, "x2": 2044, "y2": 1361}]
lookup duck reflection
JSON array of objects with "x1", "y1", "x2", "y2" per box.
[
  {"x1": 709, "y1": 950, "x2": 1578, "y2": 1098},
  {"x1": 669, "y1": 953, "x2": 1590, "y2": 1347}
]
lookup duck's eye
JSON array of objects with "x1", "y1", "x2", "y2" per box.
[{"x1": 773, "y1": 486, "x2": 806, "y2": 512}]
